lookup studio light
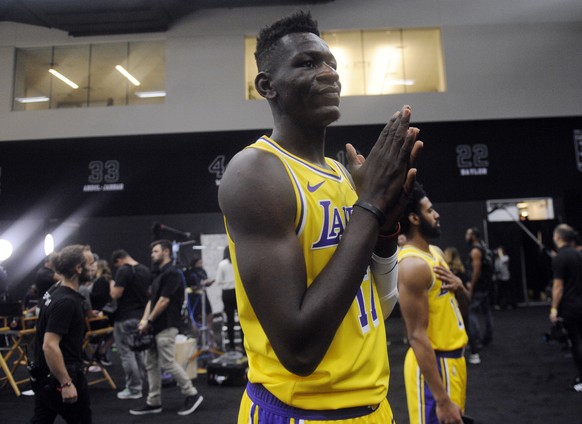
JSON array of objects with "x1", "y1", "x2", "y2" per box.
[
  {"x1": 0, "y1": 239, "x2": 14, "y2": 261},
  {"x1": 44, "y1": 234, "x2": 55, "y2": 256}
]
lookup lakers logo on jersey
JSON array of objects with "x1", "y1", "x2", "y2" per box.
[
  {"x1": 226, "y1": 136, "x2": 390, "y2": 410},
  {"x1": 312, "y1": 201, "x2": 353, "y2": 249},
  {"x1": 438, "y1": 286, "x2": 448, "y2": 297}
]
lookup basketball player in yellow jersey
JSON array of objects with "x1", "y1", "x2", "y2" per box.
[
  {"x1": 218, "y1": 11, "x2": 423, "y2": 424},
  {"x1": 398, "y1": 182, "x2": 471, "y2": 424}
]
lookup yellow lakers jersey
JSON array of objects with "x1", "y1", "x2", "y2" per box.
[
  {"x1": 398, "y1": 245, "x2": 468, "y2": 351},
  {"x1": 225, "y1": 136, "x2": 390, "y2": 410}
]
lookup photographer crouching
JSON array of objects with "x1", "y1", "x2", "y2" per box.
[{"x1": 30, "y1": 244, "x2": 95, "y2": 423}]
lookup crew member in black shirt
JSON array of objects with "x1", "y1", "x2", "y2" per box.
[
  {"x1": 35, "y1": 252, "x2": 60, "y2": 300},
  {"x1": 130, "y1": 239, "x2": 203, "y2": 416},
  {"x1": 31, "y1": 244, "x2": 95, "y2": 424},
  {"x1": 110, "y1": 249, "x2": 152, "y2": 400},
  {"x1": 550, "y1": 224, "x2": 582, "y2": 393}
]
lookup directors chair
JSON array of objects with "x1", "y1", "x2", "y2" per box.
[
  {"x1": 0, "y1": 302, "x2": 37, "y2": 396},
  {"x1": 83, "y1": 315, "x2": 116, "y2": 390}
]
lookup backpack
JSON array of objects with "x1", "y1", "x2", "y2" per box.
[{"x1": 478, "y1": 243, "x2": 495, "y2": 282}]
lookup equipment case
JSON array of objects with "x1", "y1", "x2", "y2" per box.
[{"x1": 207, "y1": 352, "x2": 248, "y2": 387}]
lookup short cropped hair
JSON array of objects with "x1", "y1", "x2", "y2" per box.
[
  {"x1": 111, "y1": 249, "x2": 129, "y2": 264},
  {"x1": 400, "y1": 182, "x2": 427, "y2": 235},
  {"x1": 150, "y1": 239, "x2": 173, "y2": 258},
  {"x1": 255, "y1": 10, "x2": 320, "y2": 72},
  {"x1": 554, "y1": 224, "x2": 577, "y2": 243},
  {"x1": 54, "y1": 245, "x2": 91, "y2": 279}
]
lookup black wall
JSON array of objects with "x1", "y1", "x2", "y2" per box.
[{"x1": 1, "y1": 116, "x2": 581, "y2": 299}]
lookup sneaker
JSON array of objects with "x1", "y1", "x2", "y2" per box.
[
  {"x1": 117, "y1": 388, "x2": 143, "y2": 400},
  {"x1": 468, "y1": 353, "x2": 481, "y2": 365},
  {"x1": 177, "y1": 394, "x2": 203, "y2": 416},
  {"x1": 96, "y1": 353, "x2": 112, "y2": 366},
  {"x1": 88, "y1": 365, "x2": 102, "y2": 373},
  {"x1": 129, "y1": 404, "x2": 162, "y2": 415},
  {"x1": 573, "y1": 377, "x2": 582, "y2": 393}
]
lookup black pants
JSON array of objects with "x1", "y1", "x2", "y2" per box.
[
  {"x1": 493, "y1": 279, "x2": 512, "y2": 308},
  {"x1": 222, "y1": 288, "x2": 240, "y2": 350},
  {"x1": 31, "y1": 366, "x2": 92, "y2": 424},
  {"x1": 467, "y1": 291, "x2": 494, "y2": 354},
  {"x1": 563, "y1": 312, "x2": 582, "y2": 377}
]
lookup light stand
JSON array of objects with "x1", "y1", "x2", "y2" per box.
[
  {"x1": 164, "y1": 234, "x2": 224, "y2": 370},
  {"x1": 171, "y1": 240, "x2": 224, "y2": 370},
  {"x1": 189, "y1": 283, "x2": 223, "y2": 371}
]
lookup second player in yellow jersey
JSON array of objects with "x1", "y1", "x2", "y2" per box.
[{"x1": 397, "y1": 182, "x2": 470, "y2": 424}]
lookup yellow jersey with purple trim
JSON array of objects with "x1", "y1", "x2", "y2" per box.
[
  {"x1": 398, "y1": 245, "x2": 468, "y2": 351},
  {"x1": 225, "y1": 136, "x2": 390, "y2": 410}
]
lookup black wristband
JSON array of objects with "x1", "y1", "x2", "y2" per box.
[{"x1": 354, "y1": 200, "x2": 386, "y2": 227}]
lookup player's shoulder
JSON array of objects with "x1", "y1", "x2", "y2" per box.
[
  {"x1": 223, "y1": 145, "x2": 288, "y2": 187},
  {"x1": 399, "y1": 248, "x2": 431, "y2": 274},
  {"x1": 219, "y1": 145, "x2": 294, "y2": 213},
  {"x1": 430, "y1": 245, "x2": 446, "y2": 259},
  {"x1": 219, "y1": 146, "x2": 298, "y2": 244}
]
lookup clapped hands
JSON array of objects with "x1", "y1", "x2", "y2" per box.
[{"x1": 346, "y1": 105, "x2": 423, "y2": 230}]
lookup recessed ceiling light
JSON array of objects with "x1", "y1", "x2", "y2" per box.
[
  {"x1": 135, "y1": 91, "x2": 166, "y2": 98},
  {"x1": 15, "y1": 96, "x2": 50, "y2": 103},
  {"x1": 115, "y1": 65, "x2": 140, "y2": 86},
  {"x1": 48, "y1": 69, "x2": 79, "y2": 89}
]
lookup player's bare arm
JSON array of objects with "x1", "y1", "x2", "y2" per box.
[
  {"x1": 220, "y1": 107, "x2": 419, "y2": 376},
  {"x1": 220, "y1": 146, "x2": 381, "y2": 375},
  {"x1": 398, "y1": 257, "x2": 463, "y2": 424}
]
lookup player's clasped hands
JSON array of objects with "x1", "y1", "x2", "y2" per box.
[{"x1": 346, "y1": 105, "x2": 423, "y2": 228}]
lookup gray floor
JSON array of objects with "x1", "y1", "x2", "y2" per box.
[{"x1": 1, "y1": 305, "x2": 581, "y2": 423}]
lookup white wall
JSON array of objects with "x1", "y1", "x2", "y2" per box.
[{"x1": 1, "y1": 0, "x2": 581, "y2": 142}]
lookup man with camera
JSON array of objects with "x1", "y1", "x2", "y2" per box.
[
  {"x1": 110, "y1": 249, "x2": 152, "y2": 400},
  {"x1": 129, "y1": 239, "x2": 203, "y2": 416}
]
